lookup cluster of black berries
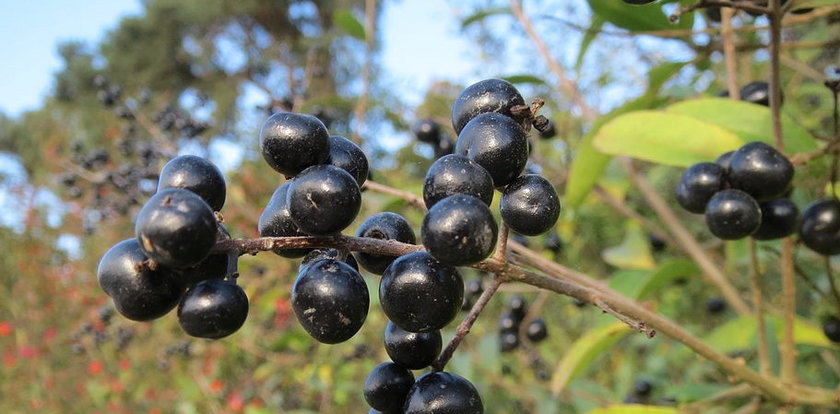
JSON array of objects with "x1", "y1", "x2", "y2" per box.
[
  {"x1": 498, "y1": 295, "x2": 548, "y2": 353},
  {"x1": 676, "y1": 141, "x2": 797, "y2": 240},
  {"x1": 97, "y1": 155, "x2": 250, "y2": 340},
  {"x1": 412, "y1": 118, "x2": 455, "y2": 159}
]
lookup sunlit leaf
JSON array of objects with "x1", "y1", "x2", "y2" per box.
[
  {"x1": 501, "y1": 74, "x2": 547, "y2": 85},
  {"x1": 333, "y1": 10, "x2": 365, "y2": 40},
  {"x1": 602, "y1": 221, "x2": 656, "y2": 270},
  {"x1": 587, "y1": 0, "x2": 693, "y2": 32},
  {"x1": 460, "y1": 7, "x2": 510, "y2": 29},
  {"x1": 551, "y1": 322, "x2": 631, "y2": 395}
]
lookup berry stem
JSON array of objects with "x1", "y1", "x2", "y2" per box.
[
  {"x1": 362, "y1": 180, "x2": 426, "y2": 209},
  {"x1": 431, "y1": 277, "x2": 502, "y2": 372},
  {"x1": 493, "y1": 221, "x2": 511, "y2": 262},
  {"x1": 748, "y1": 238, "x2": 772, "y2": 376}
]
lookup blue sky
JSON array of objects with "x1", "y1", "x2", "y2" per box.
[{"x1": 0, "y1": 0, "x2": 476, "y2": 117}]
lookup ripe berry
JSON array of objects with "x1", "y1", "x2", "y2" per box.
[
  {"x1": 363, "y1": 362, "x2": 415, "y2": 413},
  {"x1": 500, "y1": 174, "x2": 561, "y2": 236},
  {"x1": 499, "y1": 331, "x2": 520, "y2": 352},
  {"x1": 526, "y1": 318, "x2": 548, "y2": 342},
  {"x1": 800, "y1": 199, "x2": 840, "y2": 256},
  {"x1": 259, "y1": 112, "x2": 330, "y2": 177},
  {"x1": 157, "y1": 155, "x2": 226, "y2": 211},
  {"x1": 423, "y1": 154, "x2": 494, "y2": 209},
  {"x1": 705, "y1": 189, "x2": 762, "y2": 240},
  {"x1": 633, "y1": 380, "x2": 653, "y2": 397},
  {"x1": 706, "y1": 297, "x2": 727, "y2": 314},
  {"x1": 451, "y1": 78, "x2": 525, "y2": 135},
  {"x1": 728, "y1": 142, "x2": 794, "y2": 202},
  {"x1": 413, "y1": 118, "x2": 442, "y2": 144},
  {"x1": 538, "y1": 121, "x2": 556, "y2": 139},
  {"x1": 291, "y1": 258, "x2": 369, "y2": 344},
  {"x1": 177, "y1": 279, "x2": 249, "y2": 339},
  {"x1": 177, "y1": 224, "x2": 230, "y2": 286},
  {"x1": 435, "y1": 137, "x2": 454, "y2": 159},
  {"x1": 675, "y1": 162, "x2": 726, "y2": 214},
  {"x1": 508, "y1": 295, "x2": 528, "y2": 322},
  {"x1": 327, "y1": 135, "x2": 369, "y2": 186},
  {"x1": 354, "y1": 212, "x2": 416, "y2": 275},
  {"x1": 403, "y1": 371, "x2": 483, "y2": 414},
  {"x1": 135, "y1": 188, "x2": 217, "y2": 268},
  {"x1": 422, "y1": 194, "x2": 498, "y2": 266},
  {"x1": 456, "y1": 112, "x2": 528, "y2": 187},
  {"x1": 258, "y1": 183, "x2": 311, "y2": 258},
  {"x1": 380, "y1": 251, "x2": 463, "y2": 333},
  {"x1": 739, "y1": 81, "x2": 783, "y2": 107},
  {"x1": 498, "y1": 311, "x2": 520, "y2": 332},
  {"x1": 300, "y1": 248, "x2": 359, "y2": 273},
  {"x1": 287, "y1": 164, "x2": 362, "y2": 235},
  {"x1": 752, "y1": 198, "x2": 799, "y2": 240},
  {"x1": 716, "y1": 151, "x2": 734, "y2": 170},
  {"x1": 97, "y1": 239, "x2": 185, "y2": 321},
  {"x1": 823, "y1": 316, "x2": 840, "y2": 343},
  {"x1": 384, "y1": 321, "x2": 442, "y2": 370}
]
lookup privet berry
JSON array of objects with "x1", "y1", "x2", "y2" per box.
[
  {"x1": 455, "y1": 112, "x2": 529, "y2": 188},
  {"x1": 363, "y1": 362, "x2": 415, "y2": 413},
  {"x1": 705, "y1": 189, "x2": 762, "y2": 240},
  {"x1": 423, "y1": 154, "x2": 494, "y2": 209},
  {"x1": 135, "y1": 188, "x2": 218, "y2": 269},
  {"x1": 800, "y1": 199, "x2": 840, "y2": 256},
  {"x1": 384, "y1": 321, "x2": 442, "y2": 370},
  {"x1": 291, "y1": 258, "x2": 369, "y2": 344},
  {"x1": 354, "y1": 212, "x2": 416, "y2": 275},
  {"x1": 259, "y1": 112, "x2": 330, "y2": 177},
  {"x1": 327, "y1": 135, "x2": 369, "y2": 186},
  {"x1": 823, "y1": 316, "x2": 840, "y2": 343},
  {"x1": 258, "y1": 183, "x2": 311, "y2": 258},
  {"x1": 526, "y1": 318, "x2": 548, "y2": 342},
  {"x1": 413, "y1": 118, "x2": 442, "y2": 144},
  {"x1": 380, "y1": 251, "x2": 463, "y2": 333},
  {"x1": 675, "y1": 162, "x2": 726, "y2": 214},
  {"x1": 500, "y1": 174, "x2": 561, "y2": 236},
  {"x1": 727, "y1": 141, "x2": 793, "y2": 202},
  {"x1": 177, "y1": 279, "x2": 249, "y2": 339},
  {"x1": 451, "y1": 78, "x2": 525, "y2": 135},
  {"x1": 157, "y1": 154, "x2": 227, "y2": 211},
  {"x1": 403, "y1": 371, "x2": 484, "y2": 414},
  {"x1": 752, "y1": 198, "x2": 799, "y2": 240},
  {"x1": 421, "y1": 194, "x2": 498, "y2": 266},
  {"x1": 287, "y1": 164, "x2": 362, "y2": 235}
]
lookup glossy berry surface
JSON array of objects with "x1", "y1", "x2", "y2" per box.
[
  {"x1": 403, "y1": 371, "x2": 483, "y2": 414},
  {"x1": 384, "y1": 321, "x2": 442, "y2": 370},
  {"x1": 380, "y1": 251, "x2": 463, "y2": 333},
  {"x1": 363, "y1": 362, "x2": 415, "y2": 413},
  {"x1": 455, "y1": 112, "x2": 528, "y2": 187},
  {"x1": 291, "y1": 258, "x2": 369, "y2": 344},
  {"x1": 526, "y1": 318, "x2": 548, "y2": 342},
  {"x1": 258, "y1": 183, "x2": 312, "y2": 258},
  {"x1": 800, "y1": 199, "x2": 840, "y2": 256},
  {"x1": 508, "y1": 295, "x2": 528, "y2": 322},
  {"x1": 300, "y1": 248, "x2": 359, "y2": 273},
  {"x1": 97, "y1": 239, "x2": 185, "y2": 321},
  {"x1": 423, "y1": 154, "x2": 494, "y2": 209},
  {"x1": 705, "y1": 189, "x2": 762, "y2": 240},
  {"x1": 327, "y1": 135, "x2": 369, "y2": 186},
  {"x1": 177, "y1": 279, "x2": 249, "y2": 339},
  {"x1": 259, "y1": 112, "x2": 330, "y2": 177},
  {"x1": 177, "y1": 224, "x2": 230, "y2": 286},
  {"x1": 287, "y1": 164, "x2": 362, "y2": 235},
  {"x1": 499, "y1": 331, "x2": 519, "y2": 352},
  {"x1": 823, "y1": 316, "x2": 840, "y2": 343},
  {"x1": 421, "y1": 194, "x2": 497, "y2": 266},
  {"x1": 752, "y1": 198, "x2": 799, "y2": 240},
  {"x1": 622, "y1": 0, "x2": 657, "y2": 4},
  {"x1": 413, "y1": 118, "x2": 442, "y2": 144},
  {"x1": 451, "y1": 78, "x2": 525, "y2": 135},
  {"x1": 739, "y1": 81, "x2": 781, "y2": 107},
  {"x1": 675, "y1": 162, "x2": 726, "y2": 214},
  {"x1": 135, "y1": 188, "x2": 217, "y2": 268},
  {"x1": 497, "y1": 311, "x2": 520, "y2": 332},
  {"x1": 716, "y1": 151, "x2": 734, "y2": 170},
  {"x1": 500, "y1": 174, "x2": 561, "y2": 236},
  {"x1": 354, "y1": 212, "x2": 416, "y2": 275},
  {"x1": 728, "y1": 141, "x2": 794, "y2": 202},
  {"x1": 157, "y1": 155, "x2": 226, "y2": 211}
]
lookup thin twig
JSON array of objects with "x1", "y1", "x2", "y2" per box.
[
  {"x1": 749, "y1": 239, "x2": 771, "y2": 376},
  {"x1": 362, "y1": 180, "x2": 427, "y2": 209},
  {"x1": 780, "y1": 237, "x2": 796, "y2": 384},
  {"x1": 722, "y1": 7, "x2": 740, "y2": 100}
]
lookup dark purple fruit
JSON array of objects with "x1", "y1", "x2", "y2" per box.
[
  {"x1": 327, "y1": 135, "x2": 369, "y2": 186},
  {"x1": 455, "y1": 112, "x2": 528, "y2": 187},
  {"x1": 526, "y1": 318, "x2": 548, "y2": 342},
  {"x1": 823, "y1": 316, "x2": 840, "y2": 343},
  {"x1": 706, "y1": 297, "x2": 727, "y2": 314},
  {"x1": 300, "y1": 248, "x2": 359, "y2": 273},
  {"x1": 380, "y1": 251, "x2": 463, "y2": 333},
  {"x1": 403, "y1": 371, "x2": 483, "y2": 414},
  {"x1": 177, "y1": 279, "x2": 249, "y2": 339},
  {"x1": 157, "y1": 155, "x2": 226, "y2": 211},
  {"x1": 291, "y1": 258, "x2": 369, "y2": 344},
  {"x1": 739, "y1": 81, "x2": 783, "y2": 107},
  {"x1": 177, "y1": 224, "x2": 230, "y2": 286},
  {"x1": 705, "y1": 189, "x2": 762, "y2": 240},
  {"x1": 675, "y1": 162, "x2": 726, "y2": 214},
  {"x1": 97, "y1": 239, "x2": 185, "y2": 321},
  {"x1": 622, "y1": 0, "x2": 657, "y2": 4},
  {"x1": 451, "y1": 78, "x2": 525, "y2": 135},
  {"x1": 497, "y1": 311, "x2": 520, "y2": 333},
  {"x1": 354, "y1": 212, "x2": 416, "y2": 275},
  {"x1": 258, "y1": 183, "x2": 311, "y2": 258},
  {"x1": 363, "y1": 362, "x2": 415, "y2": 413},
  {"x1": 800, "y1": 199, "x2": 840, "y2": 256},
  {"x1": 259, "y1": 112, "x2": 330, "y2": 177},
  {"x1": 423, "y1": 154, "x2": 494, "y2": 209},
  {"x1": 508, "y1": 295, "x2": 528, "y2": 322},
  {"x1": 538, "y1": 121, "x2": 556, "y2": 139},
  {"x1": 421, "y1": 194, "x2": 498, "y2": 266},
  {"x1": 728, "y1": 142, "x2": 794, "y2": 202},
  {"x1": 499, "y1": 331, "x2": 519, "y2": 352},
  {"x1": 716, "y1": 151, "x2": 734, "y2": 171},
  {"x1": 500, "y1": 174, "x2": 561, "y2": 236},
  {"x1": 633, "y1": 380, "x2": 653, "y2": 397},
  {"x1": 384, "y1": 321, "x2": 442, "y2": 370},
  {"x1": 135, "y1": 188, "x2": 217, "y2": 268},
  {"x1": 435, "y1": 137, "x2": 455, "y2": 159},
  {"x1": 413, "y1": 118, "x2": 442, "y2": 144},
  {"x1": 752, "y1": 198, "x2": 799, "y2": 240},
  {"x1": 287, "y1": 164, "x2": 362, "y2": 235}
]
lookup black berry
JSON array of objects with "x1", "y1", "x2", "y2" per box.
[
  {"x1": 354, "y1": 212, "x2": 416, "y2": 275},
  {"x1": 384, "y1": 321, "x2": 442, "y2": 370},
  {"x1": 500, "y1": 174, "x2": 561, "y2": 236},
  {"x1": 259, "y1": 112, "x2": 330, "y2": 177},
  {"x1": 287, "y1": 164, "x2": 362, "y2": 235},
  {"x1": 327, "y1": 135, "x2": 369, "y2": 186},
  {"x1": 421, "y1": 194, "x2": 498, "y2": 266},
  {"x1": 423, "y1": 154, "x2": 494, "y2": 209},
  {"x1": 705, "y1": 189, "x2": 762, "y2": 240},
  {"x1": 451, "y1": 78, "x2": 525, "y2": 135},
  {"x1": 363, "y1": 362, "x2": 415, "y2": 413},
  {"x1": 675, "y1": 162, "x2": 726, "y2": 214},
  {"x1": 177, "y1": 279, "x2": 249, "y2": 339},
  {"x1": 403, "y1": 371, "x2": 483, "y2": 414},
  {"x1": 157, "y1": 155, "x2": 226, "y2": 211},
  {"x1": 752, "y1": 198, "x2": 799, "y2": 240},
  {"x1": 526, "y1": 318, "x2": 548, "y2": 342},
  {"x1": 823, "y1": 316, "x2": 840, "y2": 343},
  {"x1": 800, "y1": 199, "x2": 840, "y2": 256},
  {"x1": 728, "y1": 141, "x2": 794, "y2": 202},
  {"x1": 258, "y1": 182, "x2": 312, "y2": 258},
  {"x1": 413, "y1": 118, "x2": 442, "y2": 144},
  {"x1": 455, "y1": 112, "x2": 528, "y2": 187}
]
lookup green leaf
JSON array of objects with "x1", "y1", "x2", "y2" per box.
[
  {"x1": 501, "y1": 74, "x2": 547, "y2": 85},
  {"x1": 550, "y1": 322, "x2": 631, "y2": 394},
  {"x1": 592, "y1": 110, "x2": 743, "y2": 167},
  {"x1": 586, "y1": 405, "x2": 678, "y2": 414},
  {"x1": 587, "y1": 0, "x2": 693, "y2": 32},
  {"x1": 602, "y1": 221, "x2": 656, "y2": 270},
  {"x1": 648, "y1": 60, "x2": 691, "y2": 92},
  {"x1": 460, "y1": 7, "x2": 510, "y2": 29},
  {"x1": 635, "y1": 259, "x2": 698, "y2": 299},
  {"x1": 704, "y1": 315, "x2": 832, "y2": 354},
  {"x1": 333, "y1": 10, "x2": 365, "y2": 41},
  {"x1": 666, "y1": 98, "x2": 817, "y2": 154},
  {"x1": 795, "y1": 0, "x2": 840, "y2": 8},
  {"x1": 574, "y1": 14, "x2": 605, "y2": 73},
  {"x1": 667, "y1": 383, "x2": 729, "y2": 403}
]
